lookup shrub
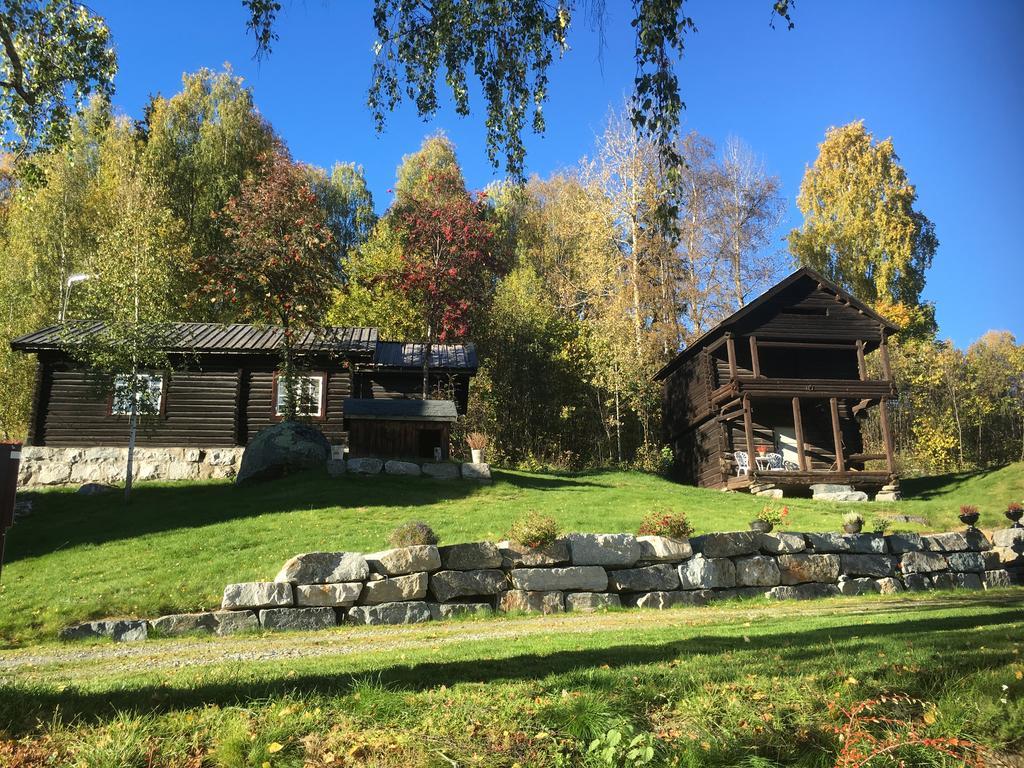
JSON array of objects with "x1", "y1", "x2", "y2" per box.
[
  {"x1": 870, "y1": 514, "x2": 892, "y2": 535},
  {"x1": 756, "y1": 503, "x2": 789, "y2": 527},
  {"x1": 632, "y1": 444, "x2": 673, "y2": 475},
  {"x1": 388, "y1": 521, "x2": 439, "y2": 548},
  {"x1": 506, "y1": 511, "x2": 560, "y2": 549},
  {"x1": 842, "y1": 512, "x2": 864, "y2": 527},
  {"x1": 637, "y1": 510, "x2": 693, "y2": 540}
]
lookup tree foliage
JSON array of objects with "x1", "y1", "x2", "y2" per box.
[
  {"x1": 789, "y1": 120, "x2": 938, "y2": 337},
  {"x1": 0, "y1": 0, "x2": 116, "y2": 150}
]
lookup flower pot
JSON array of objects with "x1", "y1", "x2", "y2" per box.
[
  {"x1": 959, "y1": 511, "x2": 980, "y2": 529},
  {"x1": 842, "y1": 522, "x2": 863, "y2": 534},
  {"x1": 1006, "y1": 508, "x2": 1023, "y2": 528},
  {"x1": 749, "y1": 519, "x2": 773, "y2": 534},
  {"x1": 471, "y1": 448, "x2": 484, "y2": 464}
]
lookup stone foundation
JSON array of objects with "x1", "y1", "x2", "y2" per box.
[
  {"x1": 63, "y1": 525, "x2": 1024, "y2": 641},
  {"x1": 17, "y1": 446, "x2": 245, "y2": 487}
]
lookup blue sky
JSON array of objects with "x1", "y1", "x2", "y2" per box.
[{"x1": 95, "y1": 1, "x2": 1023, "y2": 347}]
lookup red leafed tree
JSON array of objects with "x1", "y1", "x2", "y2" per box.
[
  {"x1": 390, "y1": 164, "x2": 496, "y2": 396},
  {"x1": 198, "y1": 150, "x2": 337, "y2": 419}
]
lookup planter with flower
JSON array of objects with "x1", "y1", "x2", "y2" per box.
[
  {"x1": 1006, "y1": 502, "x2": 1023, "y2": 529},
  {"x1": 842, "y1": 512, "x2": 864, "y2": 534},
  {"x1": 750, "y1": 503, "x2": 788, "y2": 534},
  {"x1": 466, "y1": 432, "x2": 488, "y2": 464},
  {"x1": 958, "y1": 504, "x2": 980, "y2": 530}
]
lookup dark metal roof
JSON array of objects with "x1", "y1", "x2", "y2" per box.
[
  {"x1": 343, "y1": 398, "x2": 458, "y2": 421},
  {"x1": 373, "y1": 341, "x2": 478, "y2": 370},
  {"x1": 9, "y1": 322, "x2": 379, "y2": 355},
  {"x1": 652, "y1": 267, "x2": 900, "y2": 381}
]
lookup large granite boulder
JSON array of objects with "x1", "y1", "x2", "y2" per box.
[
  {"x1": 499, "y1": 589, "x2": 564, "y2": 614},
  {"x1": 347, "y1": 457, "x2": 383, "y2": 475},
  {"x1": 984, "y1": 569, "x2": 1013, "y2": 589},
  {"x1": 213, "y1": 610, "x2": 260, "y2": 635},
  {"x1": 900, "y1": 551, "x2": 948, "y2": 574},
  {"x1": 805, "y1": 533, "x2": 886, "y2": 554},
  {"x1": 758, "y1": 532, "x2": 806, "y2": 555},
  {"x1": 777, "y1": 554, "x2": 840, "y2": 585},
  {"x1": 428, "y1": 602, "x2": 493, "y2": 620},
  {"x1": 151, "y1": 612, "x2": 218, "y2": 636},
  {"x1": 734, "y1": 555, "x2": 781, "y2": 587},
  {"x1": 236, "y1": 420, "x2": 331, "y2": 484},
  {"x1": 946, "y1": 552, "x2": 986, "y2": 573},
  {"x1": 510, "y1": 566, "x2": 608, "y2": 592},
  {"x1": 992, "y1": 528, "x2": 1024, "y2": 551},
  {"x1": 295, "y1": 582, "x2": 363, "y2": 607},
  {"x1": 636, "y1": 536, "x2": 693, "y2": 562},
  {"x1": 347, "y1": 601, "x2": 433, "y2": 625},
  {"x1": 839, "y1": 554, "x2": 895, "y2": 578},
  {"x1": 359, "y1": 572, "x2": 429, "y2": 604},
  {"x1": 608, "y1": 564, "x2": 681, "y2": 592},
  {"x1": 567, "y1": 533, "x2": 641, "y2": 567},
  {"x1": 430, "y1": 569, "x2": 507, "y2": 601},
  {"x1": 838, "y1": 577, "x2": 880, "y2": 596},
  {"x1": 566, "y1": 592, "x2": 621, "y2": 611},
  {"x1": 438, "y1": 542, "x2": 503, "y2": 570},
  {"x1": 498, "y1": 539, "x2": 571, "y2": 568},
  {"x1": 259, "y1": 607, "x2": 337, "y2": 631},
  {"x1": 624, "y1": 590, "x2": 707, "y2": 609},
  {"x1": 461, "y1": 462, "x2": 492, "y2": 482},
  {"x1": 885, "y1": 533, "x2": 924, "y2": 554},
  {"x1": 767, "y1": 583, "x2": 840, "y2": 601},
  {"x1": 384, "y1": 460, "x2": 421, "y2": 476},
  {"x1": 678, "y1": 555, "x2": 735, "y2": 589},
  {"x1": 366, "y1": 545, "x2": 442, "y2": 576},
  {"x1": 691, "y1": 532, "x2": 759, "y2": 558},
  {"x1": 422, "y1": 462, "x2": 459, "y2": 480},
  {"x1": 921, "y1": 532, "x2": 971, "y2": 552},
  {"x1": 275, "y1": 552, "x2": 369, "y2": 584},
  {"x1": 222, "y1": 581, "x2": 294, "y2": 609},
  {"x1": 59, "y1": 619, "x2": 149, "y2": 642}
]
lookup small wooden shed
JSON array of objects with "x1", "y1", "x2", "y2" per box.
[
  {"x1": 343, "y1": 399, "x2": 459, "y2": 460},
  {"x1": 656, "y1": 267, "x2": 899, "y2": 495}
]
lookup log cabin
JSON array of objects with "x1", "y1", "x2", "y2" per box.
[
  {"x1": 656, "y1": 267, "x2": 899, "y2": 496},
  {"x1": 9, "y1": 323, "x2": 477, "y2": 461}
]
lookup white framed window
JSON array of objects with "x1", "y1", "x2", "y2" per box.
[
  {"x1": 275, "y1": 374, "x2": 324, "y2": 418},
  {"x1": 111, "y1": 373, "x2": 164, "y2": 416}
]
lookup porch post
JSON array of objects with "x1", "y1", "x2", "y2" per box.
[
  {"x1": 791, "y1": 396, "x2": 807, "y2": 471},
  {"x1": 879, "y1": 331, "x2": 892, "y2": 380},
  {"x1": 856, "y1": 339, "x2": 867, "y2": 381},
  {"x1": 726, "y1": 334, "x2": 738, "y2": 380},
  {"x1": 878, "y1": 397, "x2": 896, "y2": 474},
  {"x1": 749, "y1": 336, "x2": 761, "y2": 378},
  {"x1": 742, "y1": 394, "x2": 756, "y2": 467},
  {"x1": 829, "y1": 397, "x2": 846, "y2": 472}
]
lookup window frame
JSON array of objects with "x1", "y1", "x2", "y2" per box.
[
  {"x1": 271, "y1": 371, "x2": 327, "y2": 421},
  {"x1": 109, "y1": 372, "x2": 166, "y2": 417}
]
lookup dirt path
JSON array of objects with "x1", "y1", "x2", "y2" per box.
[{"x1": 4, "y1": 593, "x2": 1019, "y2": 680}]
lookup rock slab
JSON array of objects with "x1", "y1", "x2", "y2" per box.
[
  {"x1": 499, "y1": 589, "x2": 564, "y2": 614},
  {"x1": 430, "y1": 569, "x2": 507, "y2": 601},
  {"x1": 275, "y1": 552, "x2": 369, "y2": 584},
  {"x1": 259, "y1": 607, "x2": 337, "y2": 631},
  {"x1": 438, "y1": 541, "x2": 503, "y2": 570},
  {"x1": 608, "y1": 564, "x2": 680, "y2": 592},
  {"x1": 222, "y1": 581, "x2": 294, "y2": 609},
  {"x1": 295, "y1": 582, "x2": 363, "y2": 607},
  {"x1": 366, "y1": 545, "x2": 442, "y2": 576},
  {"x1": 359, "y1": 572, "x2": 429, "y2": 604},
  {"x1": 510, "y1": 566, "x2": 608, "y2": 592},
  {"x1": 236, "y1": 421, "x2": 331, "y2": 484},
  {"x1": 678, "y1": 555, "x2": 735, "y2": 589},
  {"x1": 347, "y1": 601, "x2": 433, "y2": 625},
  {"x1": 567, "y1": 533, "x2": 641, "y2": 567}
]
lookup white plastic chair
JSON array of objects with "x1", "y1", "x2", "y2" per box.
[{"x1": 734, "y1": 451, "x2": 750, "y2": 476}]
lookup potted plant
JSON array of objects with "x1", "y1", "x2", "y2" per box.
[
  {"x1": 1006, "y1": 502, "x2": 1023, "y2": 529},
  {"x1": 842, "y1": 512, "x2": 864, "y2": 534},
  {"x1": 958, "y1": 504, "x2": 980, "y2": 530},
  {"x1": 466, "y1": 432, "x2": 488, "y2": 464},
  {"x1": 750, "y1": 503, "x2": 788, "y2": 534}
]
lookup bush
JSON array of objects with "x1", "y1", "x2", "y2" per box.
[
  {"x1": 631, "y1": 444, "x2": 673, "y2": 475},
  {"x1": 387, "y1": 521, "x2": 439, "y2": 548},
  {"x1": 842, "y1": 512, "x2": 864, "y2": 527},
  {"x1": 637, "y1": 510, "x2": 694, "y2": 540},
  {"x1": 506, "y1": 511, "x2": 560, "y2": 549}
]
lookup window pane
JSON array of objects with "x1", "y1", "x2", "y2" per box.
[
  {"x1": 276, "y1": 375, "x2": 322, "y2": 417},
  {"x1": 112, "y1": 373, "x2": 163, "y2": 415}
]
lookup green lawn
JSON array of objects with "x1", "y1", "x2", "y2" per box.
[
  {"x1": 0, "y1": 463, "x2": 1021, "y2": 646},
  {"x1": 1, "y1": 593, "x2": 1022, "y2": 766}
]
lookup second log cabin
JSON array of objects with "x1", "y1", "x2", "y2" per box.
[{"x1": 656, "y1": 267, "x2": 899, "y2": 496}]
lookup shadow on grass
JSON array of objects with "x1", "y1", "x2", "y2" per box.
[
  {"x1": 2, "y1": 603, "x2": 1020, "y2": 734},
  {"x1": 900, "y1": 465, "x2": 1010, "y2": 501},
  {"x1": 6, "y1": 469, "x2": 605, "y2": 564}
]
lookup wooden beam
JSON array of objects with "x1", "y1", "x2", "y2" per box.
[
  {"x1": 856, "y1": 339, "x2": 867, "y2": 381},
  {"x1": 742, "y1": 394, "x2": 756, "y2": 465},
  {"x1": 879, "y1": 331, "x2": 892, "y2": 380},
  {"x1": 726, "y1": 334, "x2": 738, "y2": 380},
  {"x1": 749, "y1": 336, "x2": 761, "y2": 378},
  {"x1": 791, "y1": 396, "x2": 807, "y2": 471},
  {"x1": 829, "y1": 397, "x2": 845, "y2": 472},
  {"x1": 755, "y1": 340, "x2": 858, "y2": 350},
  {"x1": 878, "y1": 396, "x2": 896, "y2": 474}
]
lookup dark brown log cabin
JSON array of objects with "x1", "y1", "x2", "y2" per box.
[
  {"x1": 655, "y1": 268, "x2": 899, "y2": 495},
  {"x1": 9, "y1": 323, "x2": 476, "y2": 457}
]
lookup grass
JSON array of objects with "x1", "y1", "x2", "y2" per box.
[
  {"x1": 0, "y1": 462, "x2": 1021, "y2": 647},
  {"x1": 0, "y1": 592, "x2": 1022, "y2": 766}
]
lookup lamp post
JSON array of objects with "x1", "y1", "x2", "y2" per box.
[{"x1": 59, "y1": 273, "x2": 90, "y2": 323}]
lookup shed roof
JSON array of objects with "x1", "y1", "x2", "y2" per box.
[
  {"x1": 10, "y1": 322, "x2": 380, "y2": 355},
  {"x1": 653, "y1": 267, "x2": 899, "y2": 381},
  {"x1": 342, "y1": 398, "x2": 458, "y2": 422},
  {"x1": 372, "y1": 341, "x2": 477, "y2": 370}
]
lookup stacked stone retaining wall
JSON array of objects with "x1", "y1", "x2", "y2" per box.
[{"x1": 64, "y1": 526, "x2": 1024, "y2": 641}]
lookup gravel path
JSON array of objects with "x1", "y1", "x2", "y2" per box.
[{"x1": 2, "y1": 593, "x2": 1019, "y2": 679}]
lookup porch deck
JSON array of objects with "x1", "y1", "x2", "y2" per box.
[{"x1": 726, "y1": 469, "x2": 893, "y2": 492}]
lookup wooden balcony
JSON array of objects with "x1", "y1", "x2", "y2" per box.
[
  {"x1": 727, "y1": 469, "x2": 893, "y2": 492},
  {"x1": 712, "y1": 377, "x2": 896, "y2": 405}
]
